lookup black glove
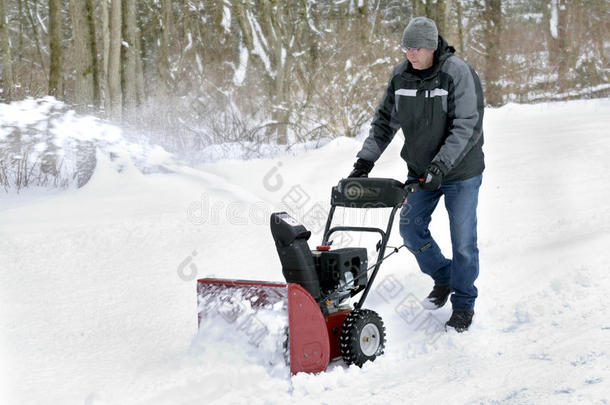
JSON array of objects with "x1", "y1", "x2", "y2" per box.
[
  {"x1": 420, "y1": 163, "x2": 445, "y2": 191},
  {"x1": 348, "y1": 158, "x2": 374, "y2": 178}
]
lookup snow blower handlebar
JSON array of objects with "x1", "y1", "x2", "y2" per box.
[
  {"x1": 404, "y1": 178, "x2": 423, "y2": 193},
  {"x1": 321, "y1": 178, "x2": 420, "y2": 309}
]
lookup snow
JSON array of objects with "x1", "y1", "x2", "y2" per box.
[
  {"x1": 0, "y1": 96, "x2": 57, "y2": 130},
  {"x1": 233, "y1": 43, "x2": 249, "y2": 86},
  {"x1": 247, "y1": 9, "x2": 274, "y2": 78},
  {"x1": 0, "y1": 97, "x2": 177, "y2": 189},
  {"x1": 221, "y1": 5, "x2": 231, "y2": 35},
  {"x1": 1, "y1": 99, "x2": 610, "y2": 404},
  {"x1": 550, "y1": 0, "x2": 559, "y2": 39},
  {"x1": 345, "y1": 59, "x2": 352, "y2": 71},
  {"x1": 184, "y1": 32, "x2": 193, "y2": 53}
]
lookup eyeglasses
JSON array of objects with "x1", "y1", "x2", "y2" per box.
[{"x1": 402, "y1": 47, "x2": 421, "y2": 53}]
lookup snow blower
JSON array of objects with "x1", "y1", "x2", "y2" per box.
[{"x1": 197, "y1": 178, "x2": 420, "y2": 375}]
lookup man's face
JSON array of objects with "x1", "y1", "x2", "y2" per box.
[{"x1": 405, "y1": 48, "x2": 435, "y2": 70}]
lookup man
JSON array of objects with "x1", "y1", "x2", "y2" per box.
[{"x1": 348, "y1": 17, "x2": 484, "y2": 332}]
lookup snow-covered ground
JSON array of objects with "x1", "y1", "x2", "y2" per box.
[{"x1": 1, "y1": 99, "x2": 609, "y2": 404}]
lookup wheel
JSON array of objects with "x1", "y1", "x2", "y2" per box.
[{"x1": 340, "y1": 309, "x2": 386, "y2": 367}]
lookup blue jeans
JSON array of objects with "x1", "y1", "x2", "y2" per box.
[{"x1": 399, "y1": 174, "x2": 482, "y2": 311}]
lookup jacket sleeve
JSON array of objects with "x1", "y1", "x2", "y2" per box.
[
  {"x1": 356, "y1": 72, "x2": 401, "y2": 163},
  {"x1": 432, "y1": 57, "x2": 484, "y2": 173}
]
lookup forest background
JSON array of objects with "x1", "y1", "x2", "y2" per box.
[{"x1": 0, "y1": 0, "x2": 608, "y2": 188}]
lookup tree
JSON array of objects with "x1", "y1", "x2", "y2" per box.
[
  {"x1": 48, "y1": 0, "x2": 62, "y2": 98},
  {"x1": 23, "y1": 0, "x2": 47, "y2": 77},
  {"x1": 156, "y1": 0, "x2": 173, "y2": 98},
  {"x1": 435, "y1": 0, "x2": 447, "y2": 36},
  {"x1": 546, "y1": 0, "x2": 569, "y2": 92},
  {"x1": 2, "y1": 0, "x2": 608, "y2": 157},
  {"x1": 107, "y1": 0, "x2": 122, "y2": 118},
  {"x1": 483, "y1": 0, "x2": 503, "y2": 106},
  {"x1": 370, "y1": 0, "x2": 383, "y2": 39},
  {"x1": 121, "y1": 0, "x2": 138, "y2": 115},
  {"x1": 455, "y1": 0, "x2": 464, "y2": 54},
  {"x1": 86, "y1": 0, "x2": 101, "y2": 105},
  {"x1": 0, "y1": 0, "x2": 13, "y2": 101},
  {"x1": 69, "y1": 0, "x2": 100, "y2": 109},
  {"x1": 101, "y1": 0, "x2": 110, "y2": 111},
  {"x1": 411, "y1": 0, "x2": 424, "y2": 16}
]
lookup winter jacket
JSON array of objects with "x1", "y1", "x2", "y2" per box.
[{"x1": 356, "y1": 36, "x2": 485, "y2": 183}]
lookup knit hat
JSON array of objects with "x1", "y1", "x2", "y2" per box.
[{"x1": 401, "y1": 17, "x2": 438, "y2": 50}]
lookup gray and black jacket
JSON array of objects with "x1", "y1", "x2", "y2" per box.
[{"x1": 357, "y1": 36, "x2": 485, "y2": 183}]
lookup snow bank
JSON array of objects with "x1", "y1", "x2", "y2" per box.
[
  {"x1": 1, "y1": 99, "x2": 609, "y2": 404},
  {"x1": 0, "y1": 97, "x2": 174, "y2": 191}
]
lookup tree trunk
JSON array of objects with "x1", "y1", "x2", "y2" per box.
[
  {"x1": 552, "y1": 0, "x2": 569, "y2": 92},
  {"x1": 121, "y1": 0, "x2": 137, "y2": 116},
  {"x1": 108, "y1": 0, "x2": 122, "y2": 118},
  {"x1": 425, "y1": 0, "x2": 433, "y2": 17},
  {"x1": 101, "y1": 0, "x2": 110, "y2": 112},
  {"x1": 157, "y1": 0, "x2": 173, "y2": 97},
  {"x1": 17, "y1": 0, "x2": 23, "y2": 64},
  {"x1": 456, "y1": 0, "x2": 464, "y2": 54},
  {"x1": 69, "y1": 0, "x2": 97, "y2": 109},
  {"x1": 355, "y1": 0, "x2": 369, "y2": 43},
  {"x1": 0, "y1": 0, "x2": 13, "y2": 101},
  {"x1": 444, "y1": 0, "x2": 454, "y2": 42},
  {"x1": 23, "y1": 0, "x2": 47, "y2": 76},
  {"x1": 484, "y1": 0, "x2": 503, "y2": 106},
  {"x1": 134, "y1": 7, "x2": 145, "y2": 106},
  {"x1": 85, "y1": 0, "x2": 100, "y2": 106},
  {"x1": 411, "y1": 0, "x2": 423, "y2": 17},
  {"x1": 233, "y1": 0, "x2": 253, "y2": 51},
  {"x1": 558, "y1": 0, "x2": 570, "y2": 91},
  {"x1": 435, "y1": 0, "x2": 446, "y2": 37},
  {"x1": 48, "y1": 0, "x2": 62, "y2": 98},
  {"x1": 370, "y1": 0, "x2": 382, "y2": 40}
]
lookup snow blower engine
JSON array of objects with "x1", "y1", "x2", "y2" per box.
[
  {"x1": 197, "y1": 178, "x2": 420, "y2": 375},
  {"x1": 270, "y1": 211, "x2": 368, "y2": 312}
]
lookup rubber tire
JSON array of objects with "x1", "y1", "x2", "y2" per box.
[{"x1": 340, "y1": 309, "x2": 386, "y2": 367}]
